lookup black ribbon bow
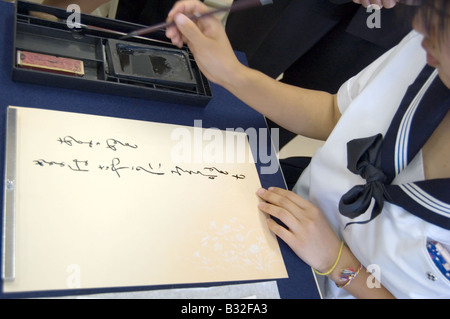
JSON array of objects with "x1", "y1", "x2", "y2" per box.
[
  {"x1": 337, "y1": 66, "x2": 450, "y2": 229},
  {"x1": 339, "y1": 134, "x2": 392, "y2": 226}
]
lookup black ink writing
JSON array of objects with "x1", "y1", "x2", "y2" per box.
[
  {"x1": 57, "y1": 136, "x2": 138, "y2": 152},
  {"x1": 57, "y1": 136, "x2": 95, "y2": 148},
  {"x1": 134, "y1": 163, "x2": 165, "y2": 176},
  {"x1": 171, "y1": 166, "x2": 218, "y2": 180},
  {"x1": 204, "y1": 167, "x2": 228, "y2": 176},
  {"x1": 106, "y1": 138, "x2": 138, "y2": 152},
  {"x1": 34, "y1": 159, "x2": 89, "y2": 172},
  {"x1": 203, "y1": 167, "x2": 246, "y2": 180},
  {"x1": 110, "y1": 157, "x2": 128, "y2": 178},
  {"x1": 34, "y1": 159, "x2": 66, "y2": 167},
  {"x1": 68, "y1": 159, "x2": 89, "y2": 172},
  {"x1": 34, "y1": 157, "x2": 245, "y2": 181}
]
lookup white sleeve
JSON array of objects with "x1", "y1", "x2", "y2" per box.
[{"x1": 337, "y1": 31, "x2": 423, "y2": 114}]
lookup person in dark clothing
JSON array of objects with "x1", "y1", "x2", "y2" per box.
[
  {"x1": 225, "y1": 0, "x2": 416, "y2": 149},
  {"x1": 116, "y1": 0, "x2": 178, "y2": 25},
  {"x1": 41, "y1": 0, "x2": 178, "y2": 24}
]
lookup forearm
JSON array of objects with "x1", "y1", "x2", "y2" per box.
[
  {"x1": 326, "y1": 245, "x2": 396, "y2": 299},
  {"x1": 222, "y1": 64, "x2": 340, "y2": 141},
  {"x1": 166, "y1": 1, "x2": 341, "y2": 141}
]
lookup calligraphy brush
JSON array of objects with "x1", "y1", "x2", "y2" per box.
[{"x1": 120, "y1": 0, "x2": 273, "y2": 40}]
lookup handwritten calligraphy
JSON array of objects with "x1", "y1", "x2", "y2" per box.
[
  {"x1": 57, "y1": 136, "x2": 138, "y2": 152},
  {"x1": 34, "y1": 135, "x2": 246, "y2": 180},
  {"x1": 34, "y1": 157, "x2": 245, "y2": 180},
  {"x1": 33, "y1": 159, "x2": 89, "y2": 172}
]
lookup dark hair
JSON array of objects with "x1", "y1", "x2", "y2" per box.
[{"x1": 416, "y1": 0, "x2": 450, "y2": 39}]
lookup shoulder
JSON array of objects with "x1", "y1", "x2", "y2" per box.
[{"x1": 337, "y1": 31, "x2": 426, "y2": 114}]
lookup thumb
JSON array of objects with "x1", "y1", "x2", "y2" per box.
[{"x1": 174, "y1": 13, "x2": 205, "y2": 46}]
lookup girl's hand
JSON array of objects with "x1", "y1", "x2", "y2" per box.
[
  {"x1": 165, "y1": 0, "x2": 243, "y2": 87},
  {"x1": 352, "y1": 0, "x2": 398, "y2": 9},
  {"x1": 257, "y1": 187, "x2": 342, "y2": 273}
]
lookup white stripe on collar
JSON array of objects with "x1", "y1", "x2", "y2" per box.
[
  {"x1": 394, "y1": 69, "x2": 439, "y2": 175},
  {"x1": 399, "y1": 183, "x2": 450, "y2": 217}
]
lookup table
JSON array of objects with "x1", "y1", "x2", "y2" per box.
[{"x1": 0, "y1": 0, "x2": 320, "y2": 299}]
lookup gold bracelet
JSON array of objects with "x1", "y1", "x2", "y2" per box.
[{"x1": 313, "y1": 241, "x2": 345, "y2": 276}]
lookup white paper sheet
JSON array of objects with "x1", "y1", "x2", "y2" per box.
[{"x1": 3, "y1": 106, "x2": 287, "y2": 293}]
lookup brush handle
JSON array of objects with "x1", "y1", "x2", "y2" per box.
[{"x1": 122, "y1": 0, "x2": 272, "y2": 39}]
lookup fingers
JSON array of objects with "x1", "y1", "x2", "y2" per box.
[
  {"x1": 266, "y1": 218, "x2": 297, "y2": 250},
  {"x1": 173, "y1": 13, "x2": 205, "y2": 48},
  {"x1": 167, "y1": 0, "x2": 210, "y2": 21},
  {"x1": 258, "y1": 199, "x2": 300, "y2": 232},
  {"x1": 166, "y1": 0, "x2": 211, "y2": 48},
  {"x1": 257, "y1": 187, "x2": 311, "y2": 228},
  {"x1": 258, "y1": 187, "x2": 309, "y2": 211},
  {"x1": 382, "y1": 0, "x2": 398, "y2": 8},
  {"x1": 257, "y1": 187, "x2": 326, "y2": 261},
  {"x1": 353, "y1": 0, "x2": 372, "y2": 7},
  {"x1": 353, "y1": 0, "x2": 399, "y2": 8},
  {"x1": 257, "y1": 188, "x2": 302, "y2": 247}
]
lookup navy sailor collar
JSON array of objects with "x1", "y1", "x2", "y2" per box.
[{"x1": 339, "y1": 66, "x2": 450, "y2": 230}]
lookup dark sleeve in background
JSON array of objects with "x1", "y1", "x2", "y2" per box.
[
  {"x1": 114, "y1": 0, "x2": 416, "y2": 149},
  {"x1": 226, "y1": 0, "x2": 414, "y2": 83},
  {"x1": 346, "y1": 5, "x2": 416, "y2": 49},
  {"x1": 116, "y1": 0, "x2": 179, "y2": 25},
  {"x1": 226, "y1": 0, "x2": 359, "y2": 79},
  {"x1": 226, "y1": 0, "x2": 415, "y2": 148}
]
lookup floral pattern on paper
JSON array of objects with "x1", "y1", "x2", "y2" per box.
[{"x1": 190, "y1": 217, "x2": 278, "y2": 273}]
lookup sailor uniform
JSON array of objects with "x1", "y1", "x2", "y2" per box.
[{"x1": 293, "y1": 31, "x2": 450, "y2": 299}]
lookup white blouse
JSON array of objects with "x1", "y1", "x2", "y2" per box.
[{"x1": 293, "y1": 31, "x2": 450, "y2": 299}]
